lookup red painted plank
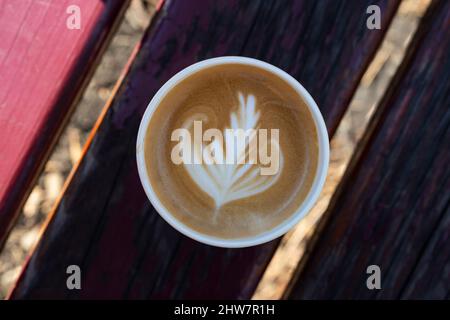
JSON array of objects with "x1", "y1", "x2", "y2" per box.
[
  {"x1": 287, "y1": 0, "x2": 450, "y2": 299},
  {"x1": 0, "y1": 0, "x2": 129, "y2": 247},
  {"x1": 10, "y1": 0, "x2": 399, "y2": 299}
]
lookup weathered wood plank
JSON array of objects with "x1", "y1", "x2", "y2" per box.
[
  {"x1": 401, "y1": 208, "x2": 450, "y2": 299},
  {"x1": 10, "y1": 0, "x2": 399, "y2": 299},
  {"x1": 287, "y1": 0, "x2": 450, "y2": 299},
  {"x1": 0, "y1": 0, "x2": 129, "y2": 248}
]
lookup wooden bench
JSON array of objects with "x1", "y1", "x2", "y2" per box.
[
  {"x1": 2, "y1": 0, "x2": 447, "y2": 299},
  {"x1": 0, "y1": 0, "x2": 129, "y2": 248},
  {"x1": 6, "y1": 0, "x2": 400, "y2": 299}
]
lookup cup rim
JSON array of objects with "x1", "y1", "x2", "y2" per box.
[{"x1": 136, "y1": 56, "x2": 329, "y2": 248}]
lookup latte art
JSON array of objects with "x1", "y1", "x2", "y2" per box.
[
  {"x1": 144, "y1": 63, "x2": 319, "y2": 238},
  {"x1": 171, "y1": 92, "x2": 283, "y2": 209}
]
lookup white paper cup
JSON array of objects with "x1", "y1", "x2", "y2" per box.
[{"x1": 136, "y1": 56, "x2": 329, "y2": 248}]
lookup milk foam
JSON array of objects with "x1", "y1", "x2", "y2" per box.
[
  {"x1": 144, "y1": 63, "x2": 319, "y2": 238},
  {"x1": 180, "y1": 93, "x2": 284, "y2": 210}
]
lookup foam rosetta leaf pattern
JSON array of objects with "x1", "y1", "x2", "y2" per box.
[{"x1": 183, "y1": 93, "x2": 283, "y2": 209}]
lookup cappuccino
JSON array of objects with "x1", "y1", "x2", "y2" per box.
[{"x1": 143, "y1": 62, "x2": 319, "y2": 239}]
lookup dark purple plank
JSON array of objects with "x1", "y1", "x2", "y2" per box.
[
  {"x1": 10, "y1": 0, "x2": 399, "y2": 299},
  {"x1": 287, "y1": 0, "x2": 450, "y2": 299},
  {"x1": 401, "y1": 208, "x2": 450, "y2": 299}
]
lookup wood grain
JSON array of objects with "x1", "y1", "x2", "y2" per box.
[
  {"x1": 9, "y1": 0, "x2": 399, "y2": 299},
  {"x1": 287, "y1": 0, "x2": 450, "y2": 299},
  {"x1": 0, "y1": 0, "x2": 129, "y2": 248}
]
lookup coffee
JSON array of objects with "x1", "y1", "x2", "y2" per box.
[{"x1": 144, "y1": 63, "x2": 319, "y2": 239}]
